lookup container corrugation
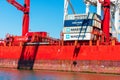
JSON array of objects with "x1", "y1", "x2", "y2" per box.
[
  {"x1": 92, "y1": 20, "x2": 101, "y2": 29},
  {"x1": 63, "y1": 26, "x2": 93, "y2": 33},
  {"x1": 64, "y1": 33, "x2": 91, "y2": 41}
]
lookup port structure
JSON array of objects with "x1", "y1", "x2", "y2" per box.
[
  {"x1": 63, "y1": 0, "x2": 102, "y2": 46},
  {"x1": 64, "y1": 0, "x2": 120, "y2": 44},
  {"x1": 84, "y1": 0, "x2": 120, "y2": 40}
]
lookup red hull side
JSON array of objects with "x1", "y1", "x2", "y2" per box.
[
  {"x1": 0, "y1": 45, "x2": 120, "y2": 60},
  {"x1": 0, "y1": 45, "x2": 120, "y2": 73}
]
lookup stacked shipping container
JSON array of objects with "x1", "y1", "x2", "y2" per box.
[{"x1": 63, "y1": 13, "x2": 101, "y2": 41}]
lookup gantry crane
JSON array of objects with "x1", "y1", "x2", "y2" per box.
[{"x1": 84, "y1": 0, "x2": 120, "y2": 41}]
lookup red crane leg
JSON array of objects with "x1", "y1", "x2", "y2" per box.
[
  {"x1": 22, "y1": 0, "x2": 30, "y2": 36},
  {"x1": 102, "y1": 0, "x2": 110, "y2": 42},
  {"x1": 22, "y1": 13, "x2": 29, "y2": 36}
]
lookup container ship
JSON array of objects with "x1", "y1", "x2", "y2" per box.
[{"x1": 0, "y1": 0, "x2": 120, "y2": 74}]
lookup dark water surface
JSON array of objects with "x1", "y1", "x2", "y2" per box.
[{"x1": 0, "y1": 69, "x2": 120, "y2": 80}]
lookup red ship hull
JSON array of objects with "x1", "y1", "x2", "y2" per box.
[
  {"x1": 4, "y1": 0, "x2": 119, "y2": 74},
  {"x1": 0, "y1": 44, "x2": 120, "y2": 74}
]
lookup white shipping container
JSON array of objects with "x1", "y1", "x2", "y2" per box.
[
  {"x1": 64, "y1": 33, "x2": 91, "y2": 41},
  {"x1": 65, "y1": 14, "x2": 88, "y2": 20},
  {"x1": 63, "y1": 26, "x2": 93, "y2": 33},
  {"x1": 65, "y1": 13, "x2": 101, "y2": 21}
]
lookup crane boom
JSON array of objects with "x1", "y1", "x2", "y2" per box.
[
  {"x1": 7, "y1": 0, "x2": 30, "y2": 36},
  {"x1": 7, "y1": 0, "x2": 25, "y2": 12}
]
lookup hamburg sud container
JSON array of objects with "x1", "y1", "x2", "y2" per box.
[{"x1": 63, "y1": 13, "x2": 101, "y2": 41}]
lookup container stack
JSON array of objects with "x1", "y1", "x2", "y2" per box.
[{"x1": 63, "y1": 13, "x2": 101, "y2": 41}]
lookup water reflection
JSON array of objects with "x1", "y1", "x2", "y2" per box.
[{"x1": 0, "y1": 69, "x2": 120, "y2": 80}]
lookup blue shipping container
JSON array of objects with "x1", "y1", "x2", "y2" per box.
[{"x1": 64, "y1": 19, "x2": 93, "y2": 27}]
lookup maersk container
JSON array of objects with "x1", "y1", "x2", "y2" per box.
[
  {"x1": 63, "y1": 26, "x2": 93, "y2": 33},
  {"x1": 64, "y1": 33, "x2": 91, "y2": 41}
]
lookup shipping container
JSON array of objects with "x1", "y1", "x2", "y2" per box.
[
  {"x1": 64, "y1": 33, "x2": 91, "y2": 41},
  {"x1": 92, "y1": 20, "x2": 101, "y2": 29},
  {"x1": 63, "y1": 26, "x2": 93, "y2": 33},
  {"x1": 64, "y1": 13, "x2": 101, "y2": 29},
  {"x1": 64, "y1": 19, "x2": 93, "y2": 27},
  {"x1": 65, "y1": 14, "x2": 88, "y2": 20},
  {"x1": 64, "y1": 19, "x2": 101, "y2": 29},
  {"x1": 65, "y1": 13, "x2": 101, "y2": 20}
]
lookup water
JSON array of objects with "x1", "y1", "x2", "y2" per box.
[{"x1": 0, "y1": 69, "x2": 120, "y2": 80}]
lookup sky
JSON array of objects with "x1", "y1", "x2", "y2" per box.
[{"x1": 0, "y1": 0, "x2": 96, "y2": 39}]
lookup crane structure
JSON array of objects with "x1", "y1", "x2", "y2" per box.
[
  {"x1": 64, "y1": 0, "x2": 111, "y2": 42},
  {"x1": 112, "y1": 0, "x2": 120, "y2": 39},
  {"x1": 5, "y1": 0, "x2": 60, "y2": 46},
  {"x1": 99, "y1": 0, "x2": 110, "y2": 42},
  {"x1": 64, "y1": 0, "x2": 120, "y2": 41},
  {"x1": 64, "y1": 0, "x2": 75, "y2": 21},
  {"x1": 83, "y1": 0, "x2": 120, "y2": 40},
  {"x1": 7, "y1": 0, "x2": 30, "y2": 36}
]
